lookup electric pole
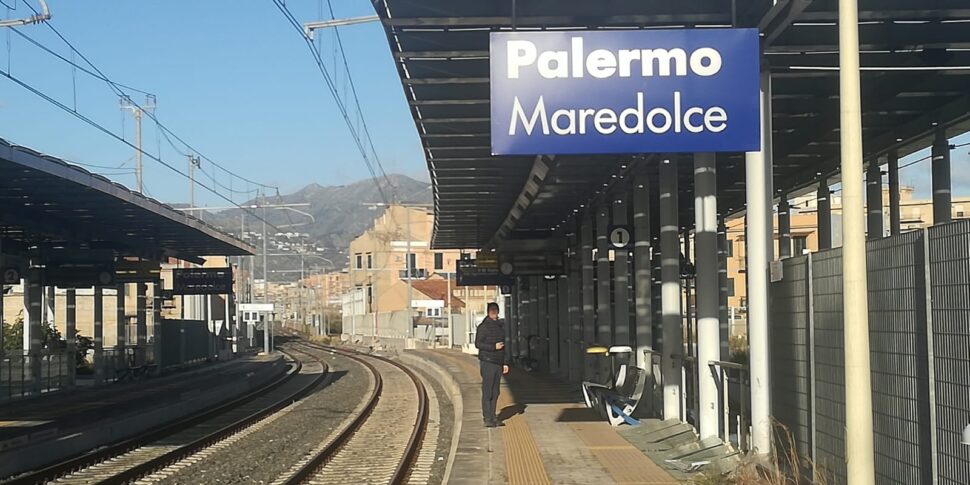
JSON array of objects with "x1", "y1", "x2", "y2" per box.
[
  {"x1": 121, "y1": 94, "x2": 156, "y2": 193},
  {"x1": 406, "y1": 205, "x2": 414, "y2": 339},
  {"x1": 188, "y1": 154, "x2": 200, "y2": 208},
  {"x1": 262, "y1": 195, "x2": 270, "y2": 354}
]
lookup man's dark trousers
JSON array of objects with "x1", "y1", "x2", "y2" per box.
[{"x1": 480, "y1": 361, "x2": 502, "y2": 422}]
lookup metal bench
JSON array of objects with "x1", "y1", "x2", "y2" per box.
[{"x1": 599, "y1": 365, "x2": 647, "y2": 426}]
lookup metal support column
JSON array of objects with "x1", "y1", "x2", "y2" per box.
[
  {"x1": 66, "y1": 288, "x2": 77, "y2": 388},
  {"x1": 694, "y1": 152, "x2": 720, "y2": 439},
  {"x1": 745, "y1": 70, "x2": 774, "y2": 454},
  {"x1": 717, "y1": 219, "x2": 729, "y2": 361},
  {"x1": 568, "y1": 229, "x2": 583, "y2": 382},
  {"x1": 152, "y1": 282, "x2": 162, "y2": 364},
  {"x1": 509, "y1": 280, "x2": 520, "y2": 359},
  {"x1": 547, "y1": 276, "x2": 560, "y2": 374},
  {"x1": 136, "y1": 283, "x2": 147, "y2": 365},
  {"x1": 537, "y1": 276, "x2": 548, "y2": 371},
  {"x1": 93, "y1": 287, "x2": 104, "y2": 384},
  {"x1": 839, "y1": 0, "x2": 876, "y2": 479},
  {"x1": 779, "y1": 195, "x2": 791, "y2": 259},
  {"x1": 116, "y1": 283, "x2": 126, "y2": 353},
  {"x1": 633, "y1": 175, "x2": 654, "y2": 379},
  {"x1": 557, "y1": 275, "x2": 569, "y2": 379},
  {"x1": 888, "y1": 151, "x2": 901, "y2": 235},
  {"x1": 25, "y1": 270, "x2": 42, "y2": 394},
  {"x1": 0, "y1": 232, "x2": 3, "y2": 355},
  {"x1": 581, "y1": 211, "x2": 596, "y2": 379},
  {"x1": 659, "y1": 158, "x2": 683, "y2": 421},
  {"x1": 818, "y1": 177, "x2": 832, "y2": 249},
  {"x1": 596, "y1": 201, "x2": 612, "y2": 376},
  {"x1": 866, "y1": 159, "x2": 884, "y2": 238},
  {"x1": 613, "y1": 195, "x2": 631, "y2": 347},
  {"x1": 932, "y1": 127, "x2": 952, "y2": 224}
]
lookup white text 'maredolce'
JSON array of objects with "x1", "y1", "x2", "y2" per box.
[{"x1": 506, "y1": 37, "x2": 723, "y2": 80}]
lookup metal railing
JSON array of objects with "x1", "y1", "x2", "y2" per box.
[
  {"x1": 100, "y1": 346, "x2": 159, "y2": 383},
  {"x1": 647, "y1": 350, "x2": 751, "y2": 452},
  {"x1": 709, "y1": 359, "x2": 751, "y2": 452},
  {"x1": 1, "y1": 351, "x2": 72, "y2": 402}
]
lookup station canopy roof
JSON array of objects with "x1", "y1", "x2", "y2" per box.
[
  {"x1": 374, "y1": 0, "x2": 970, "y2": 249},
  {"x1": 0, "y1": 138, "x2": 256, "y2": 262}
]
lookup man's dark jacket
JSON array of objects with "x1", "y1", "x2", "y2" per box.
[{"x1": 475, "y1": 317, "x2": 506, "y2": 365}]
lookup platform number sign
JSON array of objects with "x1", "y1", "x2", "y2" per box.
[{"x1": 609, "y1": 226, "x2": 631, "y2": 249}]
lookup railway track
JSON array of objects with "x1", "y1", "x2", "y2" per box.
[
  {"x1": 5, "y1": 339, "x2": 431, "y2": 485},
  {"x1": 3, "y1": 345, "x2": 326, "y2": 485},
  {"x1": 279, "y1": 342, "x2": 429, "y2": 485}
]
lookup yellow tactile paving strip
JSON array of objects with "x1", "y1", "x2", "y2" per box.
[
  {"x1": 497, "y1": 389, "x2": 552, "y2": 485},
  {"x1": 442, "y1": 353, "x2": 552, "y2": 485},
  {"x1": 571, "y1": 422, "x2": 680, "y2": 484}
]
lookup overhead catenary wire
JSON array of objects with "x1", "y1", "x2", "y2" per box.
[
  {"x1": 271, "y1": 0, "x2": 392, "y2": 205},
  {"x1": 324, "y1": 0, "x2": 394, "y2": 190},
  {"x1": 0, "y1": 65, "x2": 282, "y2": 232},
  {"x1": 12, "y1": 5, "x2": 279, "y2": 193}
]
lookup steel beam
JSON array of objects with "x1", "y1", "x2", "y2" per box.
[
  {"x1": 866, "y1": 159, "x2": 884, "y2": 238},
  {"x1": 932, "y1": 127, "x2": 953, "y2": 224}
]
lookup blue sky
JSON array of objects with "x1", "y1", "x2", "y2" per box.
[
  {"x1": 1, "y1": 2, "x2": 967, "y2": 210},
  {"x1": 0, "y1": 0, "x2": 427, "y2": 207}
]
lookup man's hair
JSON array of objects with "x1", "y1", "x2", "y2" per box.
[{"x1": 487, "y1": 302, "x2": 500, "y2": 313}]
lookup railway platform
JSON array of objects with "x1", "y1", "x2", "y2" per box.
[
  {"x1": 0, "y1": 353, "x2": 285, "y2": 479},
  {"x1": 411, "y1": 349, "x2": 681, "y2": 484}
]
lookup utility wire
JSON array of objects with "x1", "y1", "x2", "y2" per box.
[
  {"x1": 12, "y1": 5, "x2": 278, "y2": 192},
  {"x1": 324, "y1": 0, "x2": 393, "y2": 190},
  {"x1": 9, "y1": 28, "x2": 155, "y2": 96},
  {"x1": 0, "y1": 65, "x2": 282, "y2": 232},
  {"x1": 271, "y1": 0, "x2": 391, "y2": 205}
]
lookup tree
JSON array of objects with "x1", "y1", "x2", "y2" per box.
[
  {"x1": 2, "y1": 313, "x2": 24, "y2": 353},
  {"x1": 2, "y1": 312, "x2": 89, "y2": 368}
]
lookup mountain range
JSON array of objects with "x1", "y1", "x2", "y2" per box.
[{"x1": 199, "y1": 174, "x2": 432, "y2": 277}]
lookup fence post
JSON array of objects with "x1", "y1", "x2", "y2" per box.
[
  {"x1": 807, "y1": 251, "x2": 817, "y2": 469},
  {"x1": 919, "y1": 229, "x2": 938, "y2": 481}
]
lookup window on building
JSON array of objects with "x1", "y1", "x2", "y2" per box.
[
  {"x1": 355, "y1": 253, "x2": 362, "y2": 269},
  {"x1": 366, "y1": 253, "x2": 373, "y2": 269},
  {"x1": 726, "y1": 277, "x2": 735, "y2": 298},
  {"x1": 427, "y1": 307, "x2": 442, "y2": 317},
  {"x1": 793, "y1": 235, "x2": 808, "y2": 255},
  {"x1": 408, "y1": 253, "x2": 417, "y2": 277},
  {"x1": 366, "y1": 285, "x2": 373, "y2": 312},
  {"x1": 725, "y1": 241, "x2": 734, "y2": 257},
  {"x1": 434, "y1": 252, "x2": 444, "y2": 271}
]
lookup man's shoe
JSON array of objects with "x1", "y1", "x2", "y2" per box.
[{"x1": 485, "y1": 421, "x2": 497, "y2": 428}]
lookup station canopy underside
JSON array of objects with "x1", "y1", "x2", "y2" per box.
[
  {"x1": 375, "y1": 0, "x2": 970, "y2": 249},
  {"x1": 0, "y1": 138, "x2": 255, "y2": 262}
]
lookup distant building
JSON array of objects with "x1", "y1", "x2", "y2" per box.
[
  {"x1": 341, "y1": 204, "x2": 497, "y2": 343},
  {"x1": 724, "y1": 186, "x2": 970, "y2": 333}
]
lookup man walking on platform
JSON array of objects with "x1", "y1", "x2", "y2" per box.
[{"x1": 476, "y1": 302, "x2": 509, "y2": 428}]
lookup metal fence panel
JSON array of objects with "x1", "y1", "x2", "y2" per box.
[
  {"x1": 809, "y1": 233, "x2": 933, "y2": 484},
  {"x1": 866, "y1": 231, "x2": 932, "y2": 484},
  {"x1": 928, "y1": 220, "x2": 970, "y2": 485},
  {"x1": 769, "y1": 254, "x2": 812, "y2": 460},
  {"x1": 810, "y1": 247, "x2": 847, "y2": 482}
]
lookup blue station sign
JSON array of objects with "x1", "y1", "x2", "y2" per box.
[{"x1": 489, "y1": 29, "x2": 761, "y2": 155}]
